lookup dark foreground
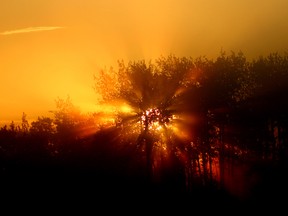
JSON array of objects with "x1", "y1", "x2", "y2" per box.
[{"x1": 1, "y1": 158, "x2": 288, "y2": 212}]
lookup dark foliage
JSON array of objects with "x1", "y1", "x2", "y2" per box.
[{"x1": 1, "y1": 52, "x2": 288, "y2": 206}]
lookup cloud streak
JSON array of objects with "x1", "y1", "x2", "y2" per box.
[{"x1": 0, "y1": 26, "x2": 65, "y2": 35}]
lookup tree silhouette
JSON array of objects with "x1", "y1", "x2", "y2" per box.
[
  {"x1": 30, "y1": 116, "x2": 56, "y2": 156},
  {"x1": 93, "y1": 51, "x2": 288, "y2": 195},
  {"x1": 21, "y1": 112, "x2": 29, "y2": 133},
  {"x1": 1, "y1": 51, "x2": 288, "y2": 202},
  {"x1": 94, "y1": 55, "x2": 202, "y2": 188}
]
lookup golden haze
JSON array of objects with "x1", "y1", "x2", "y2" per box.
[{"x1": 1, "y1": 0, "x2": 288, "y2": 124}]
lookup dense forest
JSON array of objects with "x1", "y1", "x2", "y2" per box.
[{"x1": 1, "y1": 51, "x2": 288, "y2": 206}]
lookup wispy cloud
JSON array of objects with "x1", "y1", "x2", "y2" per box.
[{"x1": 0, "y1": 26, "x2": 65, "y2": 35}]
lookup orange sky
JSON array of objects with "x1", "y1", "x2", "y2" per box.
[{"x1": 1, "y1": 0, "x2": 288, "y2": 124}]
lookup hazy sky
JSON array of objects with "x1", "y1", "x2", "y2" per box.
[{"x1": 1, "y1": 0, "x2": 288, "y2": 123}]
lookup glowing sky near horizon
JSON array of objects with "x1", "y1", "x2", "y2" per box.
[{"x1": 1, "y1": 0, "x2": 288, "y2": 123}]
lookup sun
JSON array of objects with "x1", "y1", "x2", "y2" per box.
[{"x1": 140, "y1": 107, "x2": 173, "y2": 132}]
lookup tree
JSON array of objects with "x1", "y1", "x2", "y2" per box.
[
  {"x1": 241, "y1": 52, "x2": 288, "y2": 160},
  {"x1": 50, "y1": 96, "x2": 98, "y2": 156},
  {"x1": 93, "y1": 52, "x2": 288, "y2": 195},
  {"x1": 21, "y1": 112, "x2": 29, "y2": 133},
  {"x1": 94, "y1": 55, "x2": 200, "y2": 188}
]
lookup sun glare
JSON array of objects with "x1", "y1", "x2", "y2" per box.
[
  {"x1": 140, "y1": 108, "x2": 174, "y2": 132},
  {"x1": 120, "y1": 105, "x2": 134, "y2": 113}
]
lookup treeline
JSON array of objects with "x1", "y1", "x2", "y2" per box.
[
  {"x1": 1, "y1": 97, "x2": 92, "y2": 158},
  {"x1": 93, "y1": 51, "x2": 288, "y2": 195},
  {"x1": 1, "y1": 51, "x2": 288, "y2": 198}
]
